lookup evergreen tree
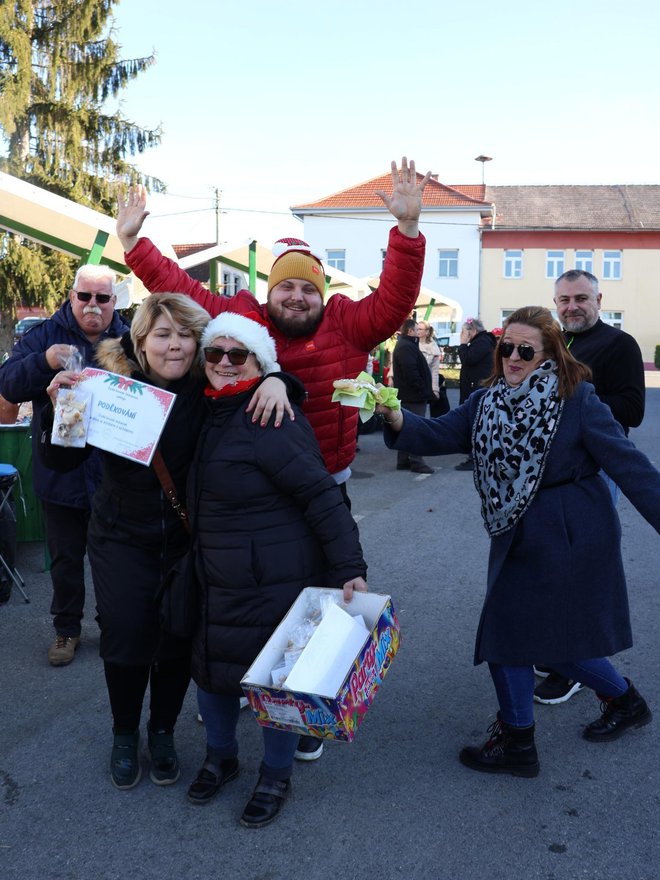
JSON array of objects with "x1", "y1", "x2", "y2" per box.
[{"x1": 0, "y1": 0, "x2": 163, "y2": 344}]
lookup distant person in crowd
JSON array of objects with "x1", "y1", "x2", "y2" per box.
[
  {"x1": 391, "y1": 319, "x2": 434, "y2": 474},
  {"x1": 534, "y1": 268, "x2": 646, "y2": 705},
  {"x1": 378, "y1": 306, "x2": 657, "y2": 778},
  {"x1": 0, "y1": 265, "x2": 128, "y2": 666},
  {"x1": 40, "y1": 295, "x2": 296, "y2": 791},
  {"x1": 454, "y1": 317, "x2": 496, "y2": 471},
  {"x1": 417, "y1": 320, "x2": 448, "y2": 417},
  {"x1": 186, "y1": 312, "x2": 367, "y2": 828}
]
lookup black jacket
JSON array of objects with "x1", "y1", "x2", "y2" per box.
[
  {"x1": 458, "y1": 331, "x2": 496, "y2": 404},
  {"x1": 393, "y1": 334, "x2": 433, "y2": 403},
  {"x1": 39, "y1": 341, "x2": 205, "y2": 664},
  {"x1": 189, "y1": 384, "x2": 367, "y2": 696},
  {"x1": 564, "y1": 319, "x2": 644, "y2": 432}
]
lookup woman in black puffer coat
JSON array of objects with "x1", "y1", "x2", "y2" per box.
[{"x1": 186, "y1": 311, "x2": 367, "y2": 829}]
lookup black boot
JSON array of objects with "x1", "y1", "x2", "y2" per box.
[
  {"x1": 240, "y1": 774, "x2": 290, "y2": 829},
  {"x1": 460, "y1": 714, "x2": 540, "y2": 777},
  {"x1": 187, "y1": 752, "x2": 239, "y2": 805},
  {"x1": 583, "y1": 678, "x2": 652, "y2": 742},
  {"x1": 110, "y1": 729, "x2": 141, "y2": 790},
  {"x1": 147, "y1": 727, "x2": 180, "y2": 786}
]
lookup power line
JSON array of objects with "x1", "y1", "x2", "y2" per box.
[{"x1": 149, "y1": 205, "x2": 483, "y2": 228}]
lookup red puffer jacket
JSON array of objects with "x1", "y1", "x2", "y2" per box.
[{"x1": 125, "y1": 227, "x2": 425, "y2": 475}]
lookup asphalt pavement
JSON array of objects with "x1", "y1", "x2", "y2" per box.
[{"x1": 1, "y1": 388, "x2": 659, "y2": 880}]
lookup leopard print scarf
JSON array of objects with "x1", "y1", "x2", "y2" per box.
[{"x1": 472, "y1": 360, "x2": 564, "y2": 536}]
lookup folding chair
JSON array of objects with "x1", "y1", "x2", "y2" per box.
[{"x1": 0, "y1": 463, "x2": 30, "y2": 603}]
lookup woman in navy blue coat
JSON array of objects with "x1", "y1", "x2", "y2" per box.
[{"x1": 379, "y1": 306, "x2": 660, "y2": 778}]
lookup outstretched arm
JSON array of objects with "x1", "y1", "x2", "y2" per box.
[
  {"x1": 375, "y1": 157, "x2": 432, "y2": 238},
  {"x1": 116, "y1": 185, "x2": 150, "y2": 253}
]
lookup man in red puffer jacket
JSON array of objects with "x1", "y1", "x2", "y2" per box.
[{"x1": 116, "y1": 158, "x2": 429, "y2": 496}]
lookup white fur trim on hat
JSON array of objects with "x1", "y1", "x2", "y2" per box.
[
  {"x1": 200, "y1": 313, "x2": 280, "y2": 375},
  {"x1": 272, "y1": 237, "x2": 323, "y2": 262}
]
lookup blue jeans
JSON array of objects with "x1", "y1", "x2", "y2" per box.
[
  {"x1": 197, "y1": 687, "x2": 299, "y2": 781},
  {"x1": 488, "y1": 658, "x2": 628, "y2": 727},
  {"x1": 600, "y1": 470, "x2": 621, "y2": 505}
]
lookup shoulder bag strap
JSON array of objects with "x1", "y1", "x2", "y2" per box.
[{"x1": 152, "y1": 449, "x2": 191, "y2": 534}]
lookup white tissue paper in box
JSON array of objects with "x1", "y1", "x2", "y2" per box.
[{"x1": 283, "y1": 602, "x2": 370, "y2": 697}]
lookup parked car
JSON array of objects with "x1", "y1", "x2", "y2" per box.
[{"x1": 14, "y1": 317, "x2": 46, "y2": 344}]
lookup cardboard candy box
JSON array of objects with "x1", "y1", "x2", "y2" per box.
[{"x1": 241, "y1": 588, "x2": 400, "y2": 742}]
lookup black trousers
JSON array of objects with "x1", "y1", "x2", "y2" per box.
[
  {"x1": 104, "y1": 659, "x2": 191, "y2": 733},
  {"x1": 42, "y1": 501, "x2": 90, "y2": 637}
]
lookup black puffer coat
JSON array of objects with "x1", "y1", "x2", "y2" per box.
[
  {"x1": 189, "y1": 383, "x2": 367, "y2": 696},
  {"x1": 40, "y1": 340, "x2": 206, "y2": 664}
]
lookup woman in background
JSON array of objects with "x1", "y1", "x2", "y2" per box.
[{"x1": 417, "y1": 320, "x2": 448, "y2": 418}]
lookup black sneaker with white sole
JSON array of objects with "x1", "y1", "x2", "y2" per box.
[
  {"x1": 534, "y1": 672, "x2": 583, "y2": 704},
  {"x1": 294, "y1": 735, "x2": 323, "y2": 761}
]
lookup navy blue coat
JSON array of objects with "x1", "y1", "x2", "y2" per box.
[
  {"x1": 385, "y1": 382, "x2": 660, "y2": 665},
  {"x1": 0, "y1": 302, "x2": 128, "y2": 508}
]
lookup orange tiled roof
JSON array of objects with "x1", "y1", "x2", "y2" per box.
[
  {"x1": 292, "y1": 173, "x2": 489, "y2": 211},
  {"x1": 485, "y1": 185, "x2": 660, "y2": 230},
  {"x1": 172, "y1": 242, "x2": 215, "y2": 258}
]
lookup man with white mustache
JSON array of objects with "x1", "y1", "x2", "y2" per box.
[
  {"x1": 0, "y1": 265, "x2": 128, "y2": 666},
  {"x1": 533, "y1": 268, "x2": 645, "y2": 706}
]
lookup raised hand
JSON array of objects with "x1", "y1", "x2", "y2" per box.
[
  {"x1": 375, "y1": 157, "x2": 432, "y2": 238},
  {"x1": 116, "y1": 185, "x2": 150, "y2": 252}
]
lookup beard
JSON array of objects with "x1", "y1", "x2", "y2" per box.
[
  {"x1": 267, "y1": 305, "x2": 323, "y2": 338},
  {"x1": 562, "y1": 314, "x2": 597, "y2": 333}
]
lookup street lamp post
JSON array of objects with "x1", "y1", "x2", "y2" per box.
[{"x1": 474, "y1": 155, "x2": 493, "y2": 184}]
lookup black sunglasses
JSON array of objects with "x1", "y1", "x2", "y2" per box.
[
  {"x1": 500, "y1": 342, "x2": 543, "y2": 362},
  {"x1": 204, "y1": 346, "x2": 253, "y2": 366},
  {"x1": 75, "y1": 291, "x2": 113, "y2": 304}
]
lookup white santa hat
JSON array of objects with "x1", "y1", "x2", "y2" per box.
[{"x1": 200, "y1": 311, "x2": 280, "y2": 375}]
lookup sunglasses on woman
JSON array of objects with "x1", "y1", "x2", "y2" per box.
[
  {"x1": 204, "y1": 346, "x2": 253, "y2": 366},
  {"x1": 499, "y1": 342, "x2": 543, "y2": 362},
  {"x1": 75, "y1": 291, "x2": 113, "y2": 304}
]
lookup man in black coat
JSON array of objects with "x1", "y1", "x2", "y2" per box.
[
  {"x1": 535, "y1": 268, "x2": 645, "y2": 705},
  {"x1": 392, "y1": 319, "x2": 434, "y2": 474}
]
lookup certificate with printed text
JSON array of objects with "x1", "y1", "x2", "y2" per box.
[{"x1": 79, "y1": 367, "x2": 176, "y2": 466}]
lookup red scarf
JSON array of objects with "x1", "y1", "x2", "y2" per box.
[{"x1": 204, "y1": 377, "x2": 261, "y2": 399}]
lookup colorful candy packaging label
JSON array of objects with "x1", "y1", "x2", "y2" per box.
[{"x1": 241, "y1": 588, "x2": 400, "y2": 743}]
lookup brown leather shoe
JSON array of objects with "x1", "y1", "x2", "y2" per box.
[{"x1": 48, "y1": 634, "x2": 80, "y2": 666}]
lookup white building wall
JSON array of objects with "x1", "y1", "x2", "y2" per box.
[{"x1": 299, "y1": 208, "x2": 484, "y2": 326}]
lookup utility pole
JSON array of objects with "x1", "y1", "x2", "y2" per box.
[{"x1": 214, "y1": 187, "x2": 221, "y2": 244}]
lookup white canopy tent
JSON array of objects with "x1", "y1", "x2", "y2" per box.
[{"x1": 0, "y1": 171, "x2": 179, "y2": 307}]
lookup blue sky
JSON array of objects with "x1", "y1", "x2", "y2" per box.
[{"x1": 110, "y1": 0, "x2": 660, "y2": 245}]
